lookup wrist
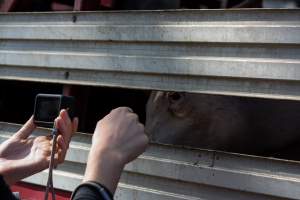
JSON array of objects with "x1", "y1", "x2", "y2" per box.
[
  {"x1": 0, "y1": 160, "x2": 24, "y2": 185},
  {"x1": 0, "y1": 159, "x2": 45, "y2": 185},
  {"x1": 0, "y1": 159, "x2": 11, "y2": 183},
  {"x1": 83, "y1": 147, "x2": 125, "y2": 195}
]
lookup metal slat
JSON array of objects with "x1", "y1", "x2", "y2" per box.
[
  {"x1": 1, "y1": 122, "x2": 300, "y2": 199},
  {"x1": 0, "y1": 10, "x2": 300, "y2": 99},
  {"x1": 0, "y1": 25, "x2": 299, "y2": 44}
]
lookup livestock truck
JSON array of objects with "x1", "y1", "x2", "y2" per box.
[{"x1": 0, "y1": 0, "x2": 300, "y2": 199}]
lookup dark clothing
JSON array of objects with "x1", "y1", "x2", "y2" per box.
[
  {"x1": 71, "y1": 181, "x2": 113, "y2": 200},
  {"x1": 0, "y1": 175, "x2": 18, "y2": 200}
]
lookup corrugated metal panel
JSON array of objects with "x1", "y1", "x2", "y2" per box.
[
  {"x1": 1, "y1": 122, "x2": 300, "y2": 200},
  {"x1": 1, "y1": 9, "x2": 300, "y2": 200},
  {"x1": 0, "y1": 9, "x2": 300, "y2": 100}
]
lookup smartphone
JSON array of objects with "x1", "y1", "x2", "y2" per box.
[{"x1": 33, "y1": 94, "x2": 75, "y2": 127}]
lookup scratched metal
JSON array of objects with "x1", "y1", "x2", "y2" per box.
[
  {"x1": 0, "y1": 9, "x2": 300, "y2": 100},
  {"x1": 0, "y1": 122, "x2": 300, "y2": 199}
]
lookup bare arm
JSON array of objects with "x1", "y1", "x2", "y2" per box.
[
  {"x1": 83, "y1": 107, "x2": 149, "y2": 194},
  {"x1": 0, "y1": 110, "x2": 78, "y2": 185}
]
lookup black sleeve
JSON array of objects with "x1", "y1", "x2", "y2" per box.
[
  {"x1": 0, "y1": 175, "x2": 19, "y2": 200},
  {"x1": 71, "y1": 181, "x2": 113, "y2": 200}
]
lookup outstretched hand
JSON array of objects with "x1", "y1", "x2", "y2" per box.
[
  {"x1": 0, "y1": 109, "x2": 78, "y2": 185},
  {"x1": 83, "y1": 107, "x2": 148, "y2": 194}
]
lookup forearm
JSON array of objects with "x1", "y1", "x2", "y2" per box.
[
  {"x1": 0, "y1": 159, "x2": 45, "y2": 185},
  {"x1": 81, "y1": 107, "x2": 148, "y2": 197},
  {"x1": 83, "y1": 148, "x2": 124, "y2": 195}
]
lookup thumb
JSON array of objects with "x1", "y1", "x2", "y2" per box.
[{"x1": 14, "y1": 116, "x2": 36, "y2": 139}]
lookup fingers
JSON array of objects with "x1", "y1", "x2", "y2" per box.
[
  {"x1": 93, "y1": 106, "x2": 149, "y2": 165},
  {"x1": 55, "y1": 109, "x2": 77, "y2": 145},
  {"x1": 139, "y1": 124, "x2": 149, "y2": 149},
  {"x1": 60, "y1": 109, "x2": 72, "y2": 129},
  {"x1": 54, "y1": 109, "x2": 78, "y2": 164},
  {"x1": 127, "y1": 123, "x2": 149, "y2": 159},
  {"x1": 55, "y1": 116, "x2": 67, "y2": 140},
  {"x1": 14, "y1": 116, "x2": 36, "y2": 139},
  {"x1": 45, "y1": 136, "x2": 66, "y2": 167},
  {"x1": 53, "y1": 137, "x2": 66, "y2": 167},
  {"x1": 55, "y1": 110, "x2": 68, "y2": 133},
  {"x1": 40, "y1": 110, "x2": 77, "y2": 169},
  {"x1": 111, "y1": 107, "x2": 133, "y2": 114},
  {"x1": 57, "y1": 135, "x2": 67, "y2": 162}
]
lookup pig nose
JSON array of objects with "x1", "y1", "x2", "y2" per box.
[
  {"x1": 145, "y1": 127, "x2": 153, "y2": 138},
  {"x1": 144, "y1": 127, "x2": 156, "y2": 141}
]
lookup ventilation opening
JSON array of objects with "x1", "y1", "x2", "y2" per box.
[
  {"x1": 1, "y1": 80, "x2": 300, "y2": 161},
  {"x1": 0, "y1": 80, "x2": 63, "y2": 123},
  {"x1": 0, "y1": 80, "x2": 149, "y2": 133},
  {"x1": 70, "y1": 85, "x2": 149, "y2": 133}
]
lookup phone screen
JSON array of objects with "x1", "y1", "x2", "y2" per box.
[{"x1": 35, "y1": 98, "x2": 60, "y2": 122}]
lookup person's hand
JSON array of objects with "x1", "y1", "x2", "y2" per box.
[
  {"x1": 92, "y1": 107, "x2": 148, "y2": 165},
  {"x1": 83, "y1": 107, "x2": 148, "y2": 194},
  {"x1": 0, "y1": 109, "x2": 78, "y2": 185}
]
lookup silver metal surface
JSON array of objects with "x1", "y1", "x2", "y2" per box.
[
  {"x1": 263, "y1": 0, "x2": 299, "y2": 8},
  {"x1": 1, "y1": 122, "x2": 300, "y2": 199},
  {"x1": 0, "y1": 10, "x2": 300, "y2": 100}
]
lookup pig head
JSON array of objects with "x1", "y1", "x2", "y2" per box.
[
  {"x1": 145, "y1": 91, "x2": 300, "y2": 154},
  {"x1": 145, "y1": 91, "x2": 249, "y2": 152}
]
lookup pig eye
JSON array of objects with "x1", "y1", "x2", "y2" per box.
[{"x1": 168, "y1": 92, "x2": 183, "y2": 102}]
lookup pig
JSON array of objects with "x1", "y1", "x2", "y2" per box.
[{"x1": 145, "y1": 91, "x2": 300, "y2": 156}]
